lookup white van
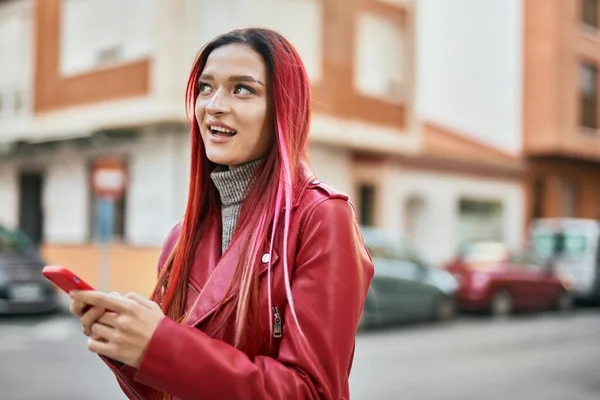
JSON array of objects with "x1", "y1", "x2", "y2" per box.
[{"x1": 530, "y1": 218, "x2": 600, "y2": 304}]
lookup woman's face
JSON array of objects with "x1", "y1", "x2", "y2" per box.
[{"x1": 195, "y1": 44, "x2": 274, "y2": 168}]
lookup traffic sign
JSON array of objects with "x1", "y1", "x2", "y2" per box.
[{"x1": 91, "y1": 156, "x2": 127, "y2": 200}]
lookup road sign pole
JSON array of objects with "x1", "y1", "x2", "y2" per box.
[
  {"x1": 91, "y1": 156, "x2": 127, "y2": 294},
  {"x1": 96, "y1": 197, "x2": 115, "y2": 292}
]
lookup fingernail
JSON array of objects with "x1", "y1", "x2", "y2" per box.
[{"x1": 69, "y1": 291, "x2": 75, "y2": 298}]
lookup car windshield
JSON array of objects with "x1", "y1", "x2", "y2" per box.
[
  {"x1": 459, "y1": 242, "x2": 509, "y2": 264},
  {"x1": 371, "y1": 256, "x2": 402, "y2": 274},
  {"x1": 360, "y1": 227, "x2": 426, "y2": 267},
  {"x1": 0, "y1": 226, "x2": 36, "y2": 254},
  {"x1": 532, "y1": 232, "x2": 587, "y2": 260},
  {"x1": 368, "y1": 244, "x2": 420, "y2": 262}
]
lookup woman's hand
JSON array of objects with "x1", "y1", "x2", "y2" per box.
[
  {"x1": 69, "y1": 291, "x2": 121, "y2": 339},
  {"x1": 71, "y1": 291, "x2": 165, "y2": 368}
]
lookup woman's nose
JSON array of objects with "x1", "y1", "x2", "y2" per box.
[{"x1": 205, "y1": 91, "x2": 231, "y2": 115}]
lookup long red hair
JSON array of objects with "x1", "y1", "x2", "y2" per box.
[{"x1": 149, "y1": 28, "x2": 311, "y2": 398}]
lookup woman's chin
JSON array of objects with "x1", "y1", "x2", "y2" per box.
[
  {"x1": 205, "y1": 151, "x2": 238, "y2": 168},
  {"x1": 207, "y1": 157, "x2": 231, "y2": 167},
  {"x1": 205, "y1": 147, "x2": 263, "y2": 168}
]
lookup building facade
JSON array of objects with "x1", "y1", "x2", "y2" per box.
[
  {"x1": 373, "y1": 0, "x2": 526, "y2": 261},
  {"x1": 523, "y1": 0, "x2": 600, "y2": 221},
  {"x1": 0, "y1": 0, "x2": 539, "y2": 294}
]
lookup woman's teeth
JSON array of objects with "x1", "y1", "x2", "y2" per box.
[{"x1": 210, "y1": 126, "x2": 236, "y2": 135}]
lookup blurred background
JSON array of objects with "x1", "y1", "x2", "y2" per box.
[{"x1": 1, "y1": 0, "x2": 600, "y2": 399}]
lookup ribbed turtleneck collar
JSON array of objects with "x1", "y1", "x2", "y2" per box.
[{"x1": 209, "y1": 157, "x2": 266, "y2": 207}]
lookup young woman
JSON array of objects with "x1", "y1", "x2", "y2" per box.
[{"x1": 70, "y1": 28, "x2": 374, "y2": 400}]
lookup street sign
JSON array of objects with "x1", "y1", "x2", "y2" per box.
[
  {"x1": 91, "y1": 156, "x2": 127, "y2": 200},
  {"x1": 91, "y1": 156, "x2": 127, "y2": 292}
]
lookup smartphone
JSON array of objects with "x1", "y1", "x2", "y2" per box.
[{"x1": 42, "y1": 265, "x2": 95, "y2": 294}]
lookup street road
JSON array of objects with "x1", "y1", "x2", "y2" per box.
[{"x1": 1, "y1": 307, "x2": 599, "y2": 400}]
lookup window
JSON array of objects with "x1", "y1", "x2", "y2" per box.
[
  {"x1": 457, "y1": 199, "x2": 504, "y2": 244},
  {"x1": 403, "y1": 195, "x2": 427, "y2": 252},
  {"x1": 532, "y1": 232, "x2": 588, "y2": 260},
  {"x1": 582, "y1": 0, "x2": 599, "y2": 28},
  {"x1": 361, "y1": 228, "x2": 421, "y2": 264},
  {"x1": 562, "y1": 181, "x2": 578, "y2": 217},
  {"x1": 358, "y1": 183, "x2": 376, "y2": 227},
  {"x1": 598, "y1": 187, "x2": 600, "y2": 219},
  {"x1": 510, "y1": 252, "x2": 540, "y2": 271},
  {"x1": 581, "y1": 62, "x2": 598, "y2": 129},
  {"x1": 0, "y1": 5, "x2": 30, "y2": 117},
  {"x1": 532, "y1": 178, "x2": 545, "y2": 219},
  {"x1": 459, "y1": 242, "x2": 509, "y2": 265},
  {"x1": 354, "y1": 12, "x2": 405, "y2": 99}
]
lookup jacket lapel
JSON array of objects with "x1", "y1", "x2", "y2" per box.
[
  {"x1": 183, "y1": 215, "x2": 221, "y2": 311},
  {"x1": 184, "y1": 230, "x2": 280, "y2": 327}
]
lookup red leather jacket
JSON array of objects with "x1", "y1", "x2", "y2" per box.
[{"x1": 102, "y1": 168, "x2": 374, "y2": 399}]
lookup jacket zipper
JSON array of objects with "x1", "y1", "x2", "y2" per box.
[{"x1": 272, "y1": 306, "x2": 283, "y2": 338}]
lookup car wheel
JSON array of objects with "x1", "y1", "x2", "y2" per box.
[
  {"x1": 555, "y1": 290, "x2": 574, "y2": 313},
  {"x1": 490, "y1": 290, "x2": 513, "y2": 318},
  {"x1": 434, "y1": 296, "x2": 456, "y2": 322}
]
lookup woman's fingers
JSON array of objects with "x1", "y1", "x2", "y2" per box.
[{"x1": 80, "y1": 306, "x2": 106, "y2": 337}]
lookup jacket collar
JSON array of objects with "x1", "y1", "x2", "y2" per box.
[{"x1": 293, "y1": 161, "x2": 316, "y2": 208}]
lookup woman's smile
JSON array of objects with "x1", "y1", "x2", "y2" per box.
[{"x1": 206, "y1": 120, "x2": 238, "y2": 143}]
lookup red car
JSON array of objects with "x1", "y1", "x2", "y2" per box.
[{"x1": 444, "y1": 242, "x2": 574, "y2": 317}]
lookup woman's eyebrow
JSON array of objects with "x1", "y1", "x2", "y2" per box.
[
  {"x1": 229, "y1": 75, "x2": 265, "y2": 86},
  {"x1": 199, "y1": 74, "x2": 265, "y2": 87}
]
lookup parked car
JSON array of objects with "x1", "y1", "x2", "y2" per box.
[
  {"x1": 0, "y1": 225, "x2": 59, "y2": 314},
  {"x1": 444, "y1": 241, "x2": 574, "y2": 317},
  {"x1": 359, "y1": 228, "x2": 458, "y2": 329},
  {"x1": 530, "y1": 218, "x2": 600, "y2": 304}
]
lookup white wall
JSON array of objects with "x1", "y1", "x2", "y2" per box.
[
  {"x1": 382, "y1": 168, "x2": 524, "y2": 265},
  {"x1": 171, "y1": 129, "x2": 191, "y2": 223},
  {"x1": 415, "y1": 0, "x2": 523, "y2": 155},
  {"x1": 44, "y1": 156, "x2": 90, "y2": 244},
  {"x1": 308, "y1": 143, "x2": 354, "y2": 197},
  {"x1": 0, "y1": 164, "x2": 18, "y2": 228},
  {"x1": 151, "y1": 0, "x2": 189, "y2": 110},
  {"x1": 0, "y1": 0, "x2": 33, "y2": 142},
  {"x1": 182, "y1": 0, "x2": 323, "y2": 83},
  {"x1": 60, "y1": 0, "x2": 157, "y2": 76},
  {"x1": 126, "y1": 128, "x2": 187, "y2": 245},
  {"x1": 1, "y1": 126, "x2": 190, "y2": 246}
]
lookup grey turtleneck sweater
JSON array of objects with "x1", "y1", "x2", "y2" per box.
[{"x1": 210, "y1": 158, "x2": 265, "y2": 252}]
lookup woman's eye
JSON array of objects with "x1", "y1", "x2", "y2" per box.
[
  {"x1": 234, "y1": 85, "x2": 254, "y2": 95},
  {"x1": 198, "y1": 83, "x2": 212, "y2": 93}
]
